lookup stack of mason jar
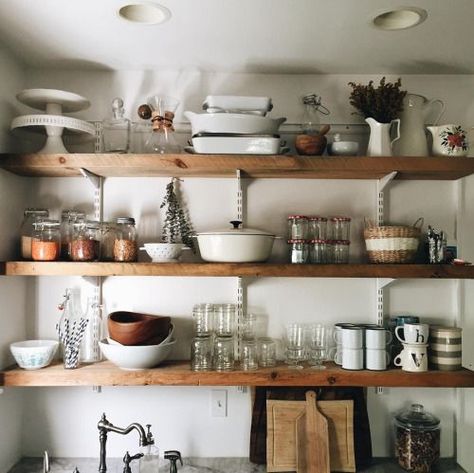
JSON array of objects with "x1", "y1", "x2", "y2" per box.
[
  {"x1": 287, "y1": 215, "x2": 351, "y2": 264},
  {"x1": 20, "y1": 208, "x2": 139, "y2": 263},
  {"x1": 190, "y1": 304, "x2": 277, "y2": 372}
]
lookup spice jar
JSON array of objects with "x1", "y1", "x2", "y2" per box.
[
  {"x1": 395, "y1": 404, "x2": 440, "y2": 473},
  {"x1": 329, "y1": 216, "x2": 351, "y2": 240},
  {"x1": 288, "y1": 215, "x2": 309, "y2": 240},
  {"x1": 20, "y1": 208, "x2": 49, "y2": 259},
  {"x1": 308, "y1": 216, "x2": 327, "y2": 240},
  {"x1": 288, "y1": 239, "x2": 309, "y2": 264},
  {"x1": 333, "y1": 240, "x2": 350, "y2": 263},
  {"x1": 71, "y1": 221, "x2": 100, "y2": 262},
  {"x1": 31, "y1": 219, "x2": 61, "y2": 261},
  {"x1": 60, "y1": 210, "x2": 86, "y2": 260},
  {"x1": 309, "y1": 239, "x2": 327, "y2": 263},
  {"x1": 113, "y1": 217, "x2": 138, "y2": 262}
]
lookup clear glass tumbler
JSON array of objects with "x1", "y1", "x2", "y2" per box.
[
  {"x1": 258, "y1": 337, "x2": 277, "y2": 367},
  {"x1": 241, "y1": 339, "x2": 258, "y2": 371},
  {"x1": 191, "y1": 336, "x2": 213, "y2": 371},
  {"x1": 214, "y1": 304, "x2": 236, "y2": 337},
  {"x1": 308, "y1": 324, "x2": 328, "y2": 370},
  {"x1": 192, "y1": 303, "x2": 214, "y2": 337},
  {"x1": 285, "y1": 323, "x2": 305, "y2": 369}
]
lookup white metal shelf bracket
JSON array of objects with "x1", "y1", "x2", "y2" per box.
[
  {"x1": 236, "y1": 169, "x2": 243, "y2": 222},
  {"x1": 377, "y1": 171, "x2": 398, "y2": 226}
]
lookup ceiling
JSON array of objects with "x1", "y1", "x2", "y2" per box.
[{"x1": 0, "y1": 0, "x2": 472, "y2": 74}]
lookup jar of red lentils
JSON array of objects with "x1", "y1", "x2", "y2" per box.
[{"x1": 31, "y1": 220, "x2": 61, "y2": 261}]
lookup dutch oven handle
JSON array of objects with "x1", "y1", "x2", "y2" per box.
[{"x1": 230, "y1": 220, "x2": 242, "y2": 229}]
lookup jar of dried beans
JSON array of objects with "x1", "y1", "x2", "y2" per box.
[
  {"x1": 100, "y1": 221, "x2": 116, "y2": 261},
  {"x1": 113, "y1": 217, "x2": 138, "y2": 262},
  {"x1": 71, "y1": 221, "x2": 100, "y2": 262},
  {"x1": 395, "y1": 404, "x2": 440, "y2": 473},
  {"x1": 60, "y1": 210, "x2": 85, "y2": 260},
  {"x1": 20, "y1": 208, "x2": 49, "y2": 259},
  {"x1": 31, "y1": 219, "x2": 61, "y2": 261}
]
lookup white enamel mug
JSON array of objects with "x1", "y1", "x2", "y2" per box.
[
  {"x1": 335, "y1": 347, "x2": 364, "y2": 370},
  {"x1": 366, "y1": 327, "x2": 392, "y2": 349},
  {"x1": 334, "y1": 327, "x2": 363, "y2": 349},
  {"x1": 394, "y1": 343, "x2": 428, "y2": 372},
  {"x1": 366, "y1": 348, "x2": 390, "y2": 370},
  {"x1": 395, "y1": 323, "x2": 429, "y2": 344}
]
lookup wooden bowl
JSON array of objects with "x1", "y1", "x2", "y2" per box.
[{"x1": 108, "y1": 311, "x2": 171, "y2": 346}]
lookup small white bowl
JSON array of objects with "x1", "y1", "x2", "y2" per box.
[
  {"x1": 140, "y1": 243, "x2": 188, "y2": 262},
  {"x1": 99, "y1": 338, "x2": 176, "y2": 370},
  {"x1": 10, "y1": 340, "x2": 59, "y2": 370},
  {"x1": 328, "y1": 141, "x2": 360, "y2": 156}
]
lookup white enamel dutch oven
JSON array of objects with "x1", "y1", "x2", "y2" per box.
[{"x1": 196, "y1": 221, "x2": 278, "y2": 263}]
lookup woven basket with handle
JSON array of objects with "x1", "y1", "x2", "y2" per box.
[{"x1": 364, "y1": 218, "x2": 423, "y2": 264}]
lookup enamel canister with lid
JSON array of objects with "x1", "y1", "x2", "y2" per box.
[{"x1": 395, "y1": 403, "x2": 440, "y2": 473}]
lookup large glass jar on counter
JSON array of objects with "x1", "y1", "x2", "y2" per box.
[
  {"x1": 31, "y1": 219, "x2": 61, "y2": 261},
  {"x1": 395, "y1": 404, "x2": 440, "y2": 473},
  {"x1": 70, "y1": 221, "x2": 100, "y2": 262},
  {"x1": 20, "y1": 208, "x2": 49, "y2": 259},
  {"x1": 113, "y1": 217, "x2": 138, "y2": 262}
]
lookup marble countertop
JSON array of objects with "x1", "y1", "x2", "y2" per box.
[{"x1": 8, "y1": 457, "x2": 465, "y2": 473}]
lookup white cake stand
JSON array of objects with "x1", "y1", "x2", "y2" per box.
[{"x1": 12, "y1": 88, "x2": 95, "y2": 153}]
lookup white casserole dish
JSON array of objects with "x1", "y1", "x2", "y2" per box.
[
  {"x1": 191, "y1": 135, "x2": 281, "y2": 154},
  {"x1": 202, "y1": 95, "x2": 273, "y2": 115},
  {"x1": 185, "y1": 111, "x2": 286, "y2": 135},
  {"x1": 196, "y1": 221, "x2": 277, "y2": 263}
]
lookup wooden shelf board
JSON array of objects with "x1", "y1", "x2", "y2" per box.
[
  {"x1": 1, "y1": 154, "x2": 474, "y2": 180},
  {"x1": 3, "y1": 261, "x2": 474, "y2": 278},
  {"x1": 2, "y1": 361, "x2": 474, "y2": 387}
]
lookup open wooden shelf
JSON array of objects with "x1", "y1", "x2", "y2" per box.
[
  {"x1": 2, "y1": 361, "x2": 474, "y2": 387},
  {"x1": 1, "y1": 153, "x2": 474, "y2": 179},
  {"x1": 2, "y1": 261, "x2": 474, "y2": 278}
]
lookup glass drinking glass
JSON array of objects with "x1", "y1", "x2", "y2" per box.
[
  {"x1": 192, "y1": 303, "x2": 214, "y2": 337},
  {"x1": 241, "y1": 339, "x2": 258, "y2": 371},
  {"x1": 308, "y1": 324, "x2": 328, "y2": 370},
  {"x1": 214, "y1": 336, "x2": 234, "y2": 371},
  {"x1": 214, "y1": 304, "x2": 236, "y2": 337},
  {"x1": 258, "y1": 337, "x2": 277, "y2": 367},
  {"x1": 241, "y1": 313, "x2": 257, "y2": 340},
  {"x1": 191, "y1": 336, "x2": 213, "y2": 371},
  {"x1": 285, "y1": 323, "x2": 305, "y2": 370}
]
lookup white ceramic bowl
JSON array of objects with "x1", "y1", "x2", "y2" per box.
[
  {"x1": 140, "y1": 243, "x2": 187, "y2": 262},
  {"x1": 327, "y1": 141, "x2": 360, "y2": 156},
  {"x1": 10, "y1": 340, "x2": 59, "y2": 370},
  {"x1": 99, "y1": 338, "x2": 176, "y2": 370},
  {"x1": 185, "y1": 111, "x2": 286, "y2": 135}
]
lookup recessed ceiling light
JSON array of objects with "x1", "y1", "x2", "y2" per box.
[
  {"x1": 373, "y1": 7, "x2": 427, "y2": 31},
  {"x1": 118, "y1": 2, "x2": 171, "y2": 25}
]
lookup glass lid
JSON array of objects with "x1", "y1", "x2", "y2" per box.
[{"x1": 395, "y1": 404, "x2": 440, "y2": 430}]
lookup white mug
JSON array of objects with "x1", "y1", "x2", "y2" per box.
[
  {"x1": 335, "y1": 347, "x2": 364, "y2": 370},
  {"x1": 334, "y1": 327, "x2": 363, "y2": 349},
  {"x1": 394, "y1": 343, "x2": 428, "y2": 372},
  {"x1": 395, "y1": 323, "x2": 429, "y2": 345},
  {"x1": 366, "y1": 348, "x2": 390, "y2": 370},
  {"x1": 365, "y1": 327, "x2": 392, "y2": 349}
]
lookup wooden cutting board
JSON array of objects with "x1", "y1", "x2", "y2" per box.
[
  {"x1": 267, "y1": 395, "x2": 355, "y2": 472},
  {"x1": 296, "y1": 391, "x2": 330, "y2": 473}
]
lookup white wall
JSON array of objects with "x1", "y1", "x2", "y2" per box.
[
  {"x1": 5, "y1": 70, "x2": 474, "y2": 464},
  {"x1": 0, "y1": 45, "x2": 28, "y2": 472}
]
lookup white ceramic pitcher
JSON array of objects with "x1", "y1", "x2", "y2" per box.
[
  {"x1": 393, "y1": 94, "x2": 445, "y2": 156},
  {"x1": 427, "y1": 124, "x2": 469, "y2": 156},
  {"x1": 366, "y1": 117, "x2": 400, "y2": 156}
]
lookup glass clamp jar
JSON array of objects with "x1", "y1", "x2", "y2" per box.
[
  {"x1": 287, "y1": 215, "x2": 309, "y2": 240},
  {"x1": 71, "y1": 221, "x2": 100, "y2": 262},
  {"x1": 60, "y1": 210, "x2": 86, "y2": 260},
  {"x1": 395, "y1": 404, "x2": 440, "y2": 473},
  {"x1": 20, "y1": 208, "x2": 49, "y2": 260},
  {"x1": 309, "y1": 239, "x2": 327, "y2": 264},
  {"x1": 31, "y1": 219, "x2": 61, "y2": 261},
  {"x1": 288, "y1": 239, "x2": 309, "y2": 264},
  {"x1": 99, "y1": 221, "x2": 116, "y2": 262},
  {"x1": 114, "y1": 217, "x2": 138, "y2": 262}
]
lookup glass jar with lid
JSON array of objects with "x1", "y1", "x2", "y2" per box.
[
  {"x1": 329, "y1": 216, "x2": 351, "y2": 240},
  {"x1": 100, "y1": 221, "x2": 117, "y2": 262},
  {"x1": 333, "y1": 240, "x2": 350, "y2": 264},
  {"x1": 60, "y1": 210, "x2": 86, "y2": 260},
  {"x1": 288, "y1": 215, "x2": 309, "y2": 240},
  {"x1": 288, "y1": 239, "x2": 309, "y2": 264},
  {"x1": 113, "y1": 217, "x2": 138, "y2": 262},
  {"x1": 308, "y1": 216, "x2": 327, "y2": 240},
  {"x1": 71, "y1": 221, "x2": 100, "y2": 262},
  {"x1": 309, "y1": 239, "x2": 327, "y2": 263},
  {"x1": 20, "y1": 208, "x2": 49, "y2": 259},
  {"x1": 31, "y1": 219, "x2": 61, "y2": 261},
  {"x1": 394, "y1": 404, "x2": 440, "y2": 473}
]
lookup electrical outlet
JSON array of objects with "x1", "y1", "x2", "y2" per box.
[{"x1": 211, "y1": 389, "x2": 227, "y2": 417}]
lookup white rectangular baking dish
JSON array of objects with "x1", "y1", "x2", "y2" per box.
[
  {"x1": 202, "y1": 95, "x2": 273, "y2": 114},
  {"x1": 191, "y1": 135, "x2": 282, "y2": 154}
]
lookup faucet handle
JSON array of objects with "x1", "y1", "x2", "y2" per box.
[
  {"x1": 122, "y1": 451, "x2": 144, "y2": 473},
  {"x1": 146, "y1": 424, "x2": 155, "y2": 445},
  {"x1": 164, "y1": 450, "x2": 183, "y2": 473}
]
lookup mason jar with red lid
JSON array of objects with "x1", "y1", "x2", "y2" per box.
[
  {"x1": 287, "y1": 215, "x2": 309, "y2": 240},
  {"x1": 308, "y1": 216, "x2": 328, "y2": 240},
  {"x1": 329, "y1": 216, "x2": 351, "y2": 240}
]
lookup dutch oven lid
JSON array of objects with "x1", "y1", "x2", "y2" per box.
[{"x1": 197, "y1": 220, "x2": 275, "y2": 237}]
